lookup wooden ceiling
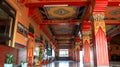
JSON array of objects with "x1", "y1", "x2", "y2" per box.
[
  {"x1": 25, "y1": 0, "x2": 120, "y2": 49},
  {"x1": 40, "y1": 6, "x2": 83, "y2": 49}
]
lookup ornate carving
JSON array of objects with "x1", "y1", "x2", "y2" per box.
[
  {"x1": 82, "y1": 30, "x2": 90, "y2": 36},
  {"x1": 83, "y1": 36, "x2": 90, "y2": 44},
  {"x1": 93, "y1": 12, "x2": 106, "y2": 35},
  {"x1": 94, "y1": 21, "x2": 106, "y2": 35},
  {"x1": 93, "y1": 12, "x2": 105, "y2": 22}
]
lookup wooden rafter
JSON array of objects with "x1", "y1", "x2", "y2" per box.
[
  {"x1": 26, "y1": 1, "x2": 120, "y2": 7},
  {"x1": 26, "y1": 1, "x2": 89, "y2": 7},
  {"x1": 105, "y1": 20, "x2": 120, "y2": 25},
  {"x1": 108, "y1": 26, "x2": 120, "y2": 37},
  {"x1": 108, "y1": 2, "x2": 120, "y2": 6},
  {"x1": 40, "y1": 20, "x2": 80, "y2": 25}
]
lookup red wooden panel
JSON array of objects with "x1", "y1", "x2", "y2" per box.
[{"x1": 0, "y1": 45, "x2": 18, "y2": 67}]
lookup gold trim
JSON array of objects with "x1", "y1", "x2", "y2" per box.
[
  {"x1": 83, "y1": 36, "x2": 90, "y2": 44},
  {"x1": 93, "y1": 12, "x2": 106, "y2": 35}
]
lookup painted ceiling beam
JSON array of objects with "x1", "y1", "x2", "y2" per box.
[
  {"x1": 108, "y1": 2, "x2": 120, "y2": 6},
  {"x1": 93, "y1": 0, "x2": 108, "y2": 12},
  {"x1": 58, "y1": 43, "x2": 73, "y2": 46},
  {"x1": 26, "y1": 1, "x2": 89, "y2": 7},
  {"x1": 26, "y1": 1, "x2": 120, "y2": 7},
  {"x1": 82, "y1": 20, "x2": 91, "y2": 31},
  {"x1": 55, "y1": 35, "x2": 74, "y2": 38},
  {"x1": 39, "y1": 20, "x2": 80, "y2": 25},
  {"x1": 57, "y1": 42, "x2": 73, "y2": 44},
  {"x1": 57, "y1": 40, "x2": 73, "y2": 42},
  {"x1": 105, "y1": 20, "x2": 120, "y2": 25}
]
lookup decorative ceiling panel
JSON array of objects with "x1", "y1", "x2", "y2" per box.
[
  {"x1": 46, "y1": 6, "x2": 77, "y2": 19},
  {"x1": 49, "y1": 24, "x2": 78, "y2": 36},
  {"x1": 105, "y1": 7, "x2": 120, "y2": 20},
  {"x1": 39, "y1": 6, "x2": 86, "y2": 20}
]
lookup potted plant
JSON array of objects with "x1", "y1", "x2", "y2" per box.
[
  {"x1": 21, "y1": 61, "x2": 28, "y2": 67},
  {"x1": 4, "y1": 53, "x2": 14, "y2": 67}
]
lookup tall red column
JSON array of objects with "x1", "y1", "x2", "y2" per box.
[
  {"x1": 93, "y1": 12, "x2": 109, "y2": 67},
  {"x1": 82, "y1": 20, "x2": 91, "y2": 64},
  {"x1": 92, "y1": 0, "x2": 109, "y2": 66},
  {"x1": 83, "y1": 35, "x2": 90, "y2": 64},
  {"x1": 76, "y1": 49, "x2": 80, "y2": 61},
  {"x1": 75, "y1": 36, "x2": 80, "y2": 61}
]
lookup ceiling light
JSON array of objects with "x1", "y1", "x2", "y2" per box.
[{"x1": 44, "y1": 4, "x2": 68, "y2": 7}]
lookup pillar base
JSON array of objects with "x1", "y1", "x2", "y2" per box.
[{"x1": 84, "y1": 63, "x2": 90, "y2": 65}]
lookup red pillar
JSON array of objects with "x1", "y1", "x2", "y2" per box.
[
  {"x1": 82, "y1": 20, "x2": 91, "y2": 64},
  {"x1": 76, "y1": 49, "x2": 80, "y2": 61},
  {"x1": 92, "y1": 0, "x2": 109, "y2": 66},
  {"x1": 93, "y1": 12, "x2": 109, "y2": 67},
  {"x1": 73, "y1": 49, "x2": 76, "y2": 61},
  {"x1": 83, "y1": 36, "x2": 90, "y2": 64},
  {"x1": 75, "y1": 36, "x2": 80, "y2": 61}
]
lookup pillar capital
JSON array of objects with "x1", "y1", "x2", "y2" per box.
[
  {"x1": 93, "y1": 12, "x2": 105, "y2": 22},
  {"x1": 92, "y1": 12, "x2": 106, "y2": 35}
]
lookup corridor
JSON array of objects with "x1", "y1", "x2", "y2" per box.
[{"x1": 0, "y1": 0, "x2": 120, "y2": 67}]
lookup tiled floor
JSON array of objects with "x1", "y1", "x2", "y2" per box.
[
  {"x1": 41, "y1": 60, "x2": 95, "y2": 67},
  {"x1": 42, "y1": 61, "x2": 81, "y2": 67},
  {"x1": 32, "y1": 61, "x2": 120, "y2": 67},
  {"x1": 110, "y1": 62, "x2": 120, "y2": 67}
]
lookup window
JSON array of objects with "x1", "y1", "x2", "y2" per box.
[
  {"x1": 59, "y1": 49, "x2": 69, "y2": 57},
  {"x1": 0, "y1": 1, "x2": 16, "y2": 45}
]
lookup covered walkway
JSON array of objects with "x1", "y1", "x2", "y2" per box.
[{"x1": 0, "y1": 0, "x2": 120, "y2": 67}]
